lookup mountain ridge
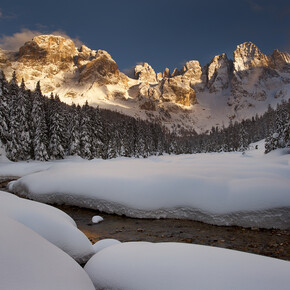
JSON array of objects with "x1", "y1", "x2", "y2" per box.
[{"x1": 0, "y1": 35, "x2": 289, "y2": 133}]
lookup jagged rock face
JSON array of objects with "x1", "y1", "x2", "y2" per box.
[
  {"x1": 207, "y1": 53, "x2": 231, "y2": 93},
  {"x1": 156, "y1": 72, "x2": 163, "y2": 81},
  {"x1": 161, "y1": 77, "x2": 197, "y2": 106},
  {"x1": 136, "y1": 73, "x2": 197, "y2": 108},
  {"x1": 230, "y1": 42, "x2": 289, "y2": 107},
  {"x1": 134, "y1": 62, "x2": 157, "y2": 82},
  {"x1": 181, "y1": 60, "x2": 205, "y2": 92},
  {"x1": 270, "y1": 49, "x2": 290, "y2": 72},
  {"x1": 163, "y1": 68, "x2": 170, "y2": 78},
  {"x1": 77, "y1": 45, "x2": 97, "y2": 67},
  {"x1": 19, "y1": 35, "x2": 77, "y2": 67},
  {"x1": 233, "y1": 42, "x2": 269, "y2": 71},
  {"x1": 79, "y1": 50, "x2": 123, "y2": 85}
]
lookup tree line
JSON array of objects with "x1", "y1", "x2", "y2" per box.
[{"x1": 0, "y1": 70, "x2": 289, "y2": 161}]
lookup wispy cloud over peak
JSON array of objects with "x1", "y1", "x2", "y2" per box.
[{"x1": 0, "y1": 28, "x2": 83, "y2": 51}]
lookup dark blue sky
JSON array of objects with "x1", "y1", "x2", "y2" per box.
[{"x1": 0, "y1": 0, "x2": 289, "y2": 73}]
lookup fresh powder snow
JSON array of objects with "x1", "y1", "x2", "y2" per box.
[
  {"x1": 0, "y1": 214, "x2": 94, "y2": 290},
  {"x1": 0, "y1": 191, "x2": 94, "y2": 263},
  {"x1": 84, "y1": 242, "x2": 290, "y2": 290},
  {"x1": 7, "y1": 141, "x2": 290, "y2": 229}
]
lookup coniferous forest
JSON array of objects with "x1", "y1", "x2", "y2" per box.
[{"x1": 0, "y1": 70, "x2": 289, "y2": 161}]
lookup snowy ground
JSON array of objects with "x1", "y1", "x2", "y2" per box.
[
  {"x1": 1, "y1": 190, "x2": 289, "y2": 290},
  {"x1": 85, "y1": 242, "x2": 290, "y2": 290},
  {"x1": 3, "y1": 140, "x2": 290, "y2": 229}
]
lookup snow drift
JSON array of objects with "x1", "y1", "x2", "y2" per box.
[
  {"x1": 0, "y1": 191, "x2": 94, "y2": 263},
  {"x1": 84, "y1": 242, "x2": 290, "y2": 290},
  {"x1": 0, "y1": 214, "x2": 94, "y2": 290},
  {"x1": 7, "y1": 143, "x2": 290, "y2": 229}
]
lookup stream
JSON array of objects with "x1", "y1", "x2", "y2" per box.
[{"x1": 1, "y1": 177, "x2": 289, "y2": 261}]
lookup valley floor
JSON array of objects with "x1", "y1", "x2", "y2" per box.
[{"x1": 1, "y1": 141, "x2": 290, "y2": 289}]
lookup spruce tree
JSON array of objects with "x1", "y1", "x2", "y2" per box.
[
  {"x1": 31, "y1": 82, "x2": 49, "y2": 161},
  {"x1": 0, "y1": 70, "x2": 10, "y2": 145}
]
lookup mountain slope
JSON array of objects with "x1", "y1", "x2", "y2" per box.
[{"x1": 0, "y1": 36, "x2": 289, "y2": 133}]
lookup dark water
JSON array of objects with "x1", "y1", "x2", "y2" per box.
[
  {"x1": 57, "y1": 204, "x2": 290, "y2": 261},
  {"x1": 1, "y1": 177, "x2": 289, "y2": 261}
]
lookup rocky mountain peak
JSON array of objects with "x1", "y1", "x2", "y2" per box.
[
  {"x1": 271, "y1": 49, "x2": 290, "y2": 71},
  {"x1": 233, "y1": 42, "x2": 269, "y2": 71},
  {"x1": 79, "y1": 49, "x2": 123, "y2": 85},
  {"x1": 207, "y1": 53, "x2": 231, "y2": 92},
  {"x1": 134, "y1": 62, "x2": 157, "y2": 82},
  {"x1": 0, "y1": 35, "x2": 288, "y2": 134},
  {"x1": 19, "y1": 35, "x2": 77, "y2": 65}
]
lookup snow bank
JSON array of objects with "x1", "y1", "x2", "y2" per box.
[
  {"x1": 84, "y1": 242, "x2": 290, "y2": 290},
  {"x1": 8, "y1": 144, "x2": 290, "y2": 229},
  {"x1": 92, "y1": 215, "x2": 104, "y2": 223},
  {"x1": 93, "y1": 239, "x2": 121, "y2": 254},
  {"x1": 0, "y1": 191, "x2": 94, "y2": 263},
  {"x1": 0, "y1": 155, "x2": 86, "y2": 177},
  {"x1": 0, "y1": 214, "x2": 94, "y2": 290}
]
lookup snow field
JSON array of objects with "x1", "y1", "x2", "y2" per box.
[
  {"x1": 84, "y1": 242, "x2": 290, "y2": 290},
  {"x1": 8, "y1": 143, "x2": 290, "y2": 229}
]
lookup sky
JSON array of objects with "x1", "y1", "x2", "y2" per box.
[{"x1": 0, "y1": 0, "x2": 289, "y2": 73}]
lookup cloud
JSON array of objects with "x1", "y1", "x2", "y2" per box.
[
  {"x1": 0, "y1": 9, "x2": 2, "y2": 18},
  {"x1": 0, "y1": 28, "x2": 83, "y2": 51}
]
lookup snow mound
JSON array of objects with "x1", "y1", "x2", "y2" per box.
[
  {"x1": 92, "y1": 215, "x2": 104, "y2": 224},
  {"x1": 93, "y1": 239, "x2": 121, "y2": 254},
  {"x1": 0, "y1": 214, "x2": 94, "y2": 290},
  {"x1": 0, "y1": 191, "x2": 94, "y2": 263},
  {"x1": 8, "y1": 149, "x2": 290, "y2": 229},
  {"x1": 84, "y1": 242, "x2": 290, "y2": 290}
]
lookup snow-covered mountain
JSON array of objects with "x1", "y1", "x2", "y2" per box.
[{"x1": 0, "y1": 35, "x2": 289, "y2": 133}]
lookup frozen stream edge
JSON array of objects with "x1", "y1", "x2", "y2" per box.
[{"x1": 9, "y1": 184, "x2": 290, "y2": 230}]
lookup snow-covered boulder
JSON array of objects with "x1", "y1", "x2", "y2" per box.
[
  {"x1": 0, "y1": 191, "x2": 94, "y2": 264},
  {"x1": 84, "y1": 242, "x2": 290, "y2": 290},
  {"x1": 93, "y1": 239, "x2": 121, "y2": 254},
  {"x1": 0, "y1": 214, "x2": 94, "y2": 290}
]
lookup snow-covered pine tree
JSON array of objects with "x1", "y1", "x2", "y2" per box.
[
  {"x1": 238, "y1": 120, "x2": 249, "y2": 152},
  {"x1": 48, "y1": 94, "x2": 65, "y2": 159},
  {"x1": 6, "y1": 72, "x2": 20, "y2": 161},
  {"x1": 0, "y1": 70, "x2": 10, "y2": 146},
  {"x1": 91, "y1": 106, "x2": 104, "y2": 158},
  {"x1": 265, "y1": 102, "x2": 290, "y2": 153},
  {"x1": 16, "y1": 79, "x2": 32, "y2": 160},
  {"x1": 31, "y1": 82, "x2": 49, "y2": 161},
  {"x1": 68, "y1": 104, "x2": 81, "y2": 156},
  {"x1": 80, "y1": 101, "x2": 93, "y2": 159}
]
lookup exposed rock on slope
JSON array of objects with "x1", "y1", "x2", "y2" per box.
[
  {"x1": 0, "y1": 36, "x2": 289, "y2": 133},
  {"x1": 207, "y1": 53, "x2": 231, "y2": 93},
  {"x1": 134, "y1": 62, "x2": 157, "y2": 82}
]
